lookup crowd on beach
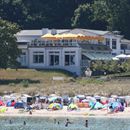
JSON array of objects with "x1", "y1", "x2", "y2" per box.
[{"x1": 0, "y1": 93, "x2": 130, "y2": 114}]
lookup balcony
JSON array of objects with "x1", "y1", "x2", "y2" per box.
[{"x1": 28, "y1": 41, "x2": 78, "y2": 47}]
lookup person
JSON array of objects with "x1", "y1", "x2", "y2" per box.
[
  {"x1": 9, "y1": 120, "x2": 12, "y2": 124},
  {"x1": 85, "y1": 120, "x2": 88, "y2": 127},
  {"x1": 23, "y1": 121, "x2": 26, "y2": 125},
  {"x1": 29, "y1": 110, "x2": 32, "y2": 115},
  {"x1": 65, "y1": 118, "x2": 72, "y2": 127}
]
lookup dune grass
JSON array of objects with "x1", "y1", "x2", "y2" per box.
[{"x1": 0, "y1": 69, "x2": 130, "y2": 96}]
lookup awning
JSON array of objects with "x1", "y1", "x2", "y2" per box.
[
  {"x1": 41, "y1": 33, "x2": 105, "y2": 41},
  {"x1": 41, "y1": 33, "x2": 57, "y2": 40},
  {"x1": 83, "y1": 52, "x2": 113, "y2": 60}
]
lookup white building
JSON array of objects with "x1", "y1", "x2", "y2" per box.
[{"x1": 16, "y1": 28, "x2": 130, "y2": 76}]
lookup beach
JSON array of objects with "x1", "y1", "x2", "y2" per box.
[
  {"x1": 1, "y1": 106, "x2": 130, "y2": 118},
  {"x1": 1, "y1": 107, "x2": 130, "y2": 130}
]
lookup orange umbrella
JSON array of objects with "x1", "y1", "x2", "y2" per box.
[
  {"x1": 56, "y1": 33, "x2": 78, "y2": 40},
  {"x1": 41, "y1": 33, "x2": 57, "y2": 40}
]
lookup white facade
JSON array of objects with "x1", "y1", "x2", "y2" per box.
[
  {"x1": 103, "y1": 33, "x2": 130, "y2": 55},
  {"x1": 16, "y1": 28, "x2": 130, "y2": 75}
]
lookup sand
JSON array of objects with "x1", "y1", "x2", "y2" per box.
[{"x1": 1, "y1": 106, "x2": 130, "y2": 118}]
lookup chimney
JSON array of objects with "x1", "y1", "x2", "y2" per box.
[{"x1": 42, "y1": 28, "x2": 48, "y2": 35}]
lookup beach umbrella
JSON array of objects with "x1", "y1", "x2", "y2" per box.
[
  {"x1": 48, "y1": 103, "x2": 63, "y2": 110},
  {"x1": 110, "y1": 102, "x2": 120, "y2": 109},
  {"x1": 68, "y1": 103, "x2": 78, "y2": 110},
  {"x1": 6, "y1": 101, "x2": 12, "y2": 107},
  {"x1": 89, "y1": 101, "x2": 95, "y2": 109},
  {"x1": 93, "y1": 102, "x2": 104, "y2": 109},
  {"x1": 0, "y1": 107, "x2": 7, "y2": 113}
]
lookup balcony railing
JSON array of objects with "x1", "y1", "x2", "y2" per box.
[{"x1": 28, "y1": 41, "x2": 78, "y2": 47}]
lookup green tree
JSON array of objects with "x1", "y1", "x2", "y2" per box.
[
  {"x1": 0, "y1": 19, "x2": 20, "y2": 69},
  {"x1": 71, "y1": 4, "x2": 92, "y2": 28},
  {"x1": 92, "y1": 0, "x2": 130, "y2": 38},
  {"x1": 0, "y1": 0, "x2": 28, "y2": 29}
]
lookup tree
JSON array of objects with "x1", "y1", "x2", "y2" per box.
[
  {"x1": 0, "y1": 19, "x2": 20, "y2": 69},
  {"x1": 71, "y1": 4, "x2": 92, "y2": 28},
  {"x1": 92, "y1": 0, "x2": 130, "y2": 38},
  {"x1": 0, "y1": 0, "x2": 28, "y2": 29}
]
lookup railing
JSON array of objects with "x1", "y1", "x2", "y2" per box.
[{"x1": 28, "y1": 42, "x2": 78, "y2": 47}]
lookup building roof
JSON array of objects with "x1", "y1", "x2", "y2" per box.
[
  {"x1": 85, "y1": 29, "x2": 109, "y2": 35},
  {"x1": 16, "y1": 28, "x2": 123, "y2": 38},
  {"x1": 83, "y1": 52, "x2": 113, "y2": 60},
  {"x1": 59, "y1": 28, "x2": 110, "y2": 36},
  {"x1": 121, "y1": 39, "x2": 130, "y2": 44},
  {"x1": 16, "y1": 29, "x2": 69, "y2": 36},
  {"x1": 16, "y1": 30, "x2": 43, "y2": 36}
]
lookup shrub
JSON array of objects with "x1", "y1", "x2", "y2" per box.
[{"x1": 21, "y1": 80, "x2": 29, "y2": 87}]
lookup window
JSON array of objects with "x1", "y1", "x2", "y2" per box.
[
  {"x1": 121, "y1": 44, "x2": 127, "y2": 50},
  {"x1": 112, "y1": 39, "x2": 117, "y2": 49},
  {"x1": 65, "y1": 51, "x2": 75, "y2": 66},
  {"x1": 106, "y1": 38, "x2": 110, "y2": 46},
  {"x1": 33, "y1": 52, "x2": 44, "y2": 63},
  {"x1": 49, "y1": 51, "x2": 59, "y2": 66}
]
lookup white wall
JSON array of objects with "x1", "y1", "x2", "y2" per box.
[
  {"x1": 27, "y1": 47, "x2": 81, "y2": 75},
  {"x1": 104, "y1": 34, "x2": 122, "y2": 55}
]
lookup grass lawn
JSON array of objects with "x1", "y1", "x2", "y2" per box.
[{"x1": 0, "y1": 69, "x2": 130, "y2": 96}]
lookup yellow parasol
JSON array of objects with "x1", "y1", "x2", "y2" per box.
[
  {"x1": 55, "y1": 33, "x2": 78, "y2": 40},
  {"x1": 41, "y1": 33, "x2": 57, "y2": 40},
  {"x1": 41, "y1": 33, "x2": 104, "y2": 41},
  {"x1": 77, "y1": 35, "x2": 104, "y2": 41}
]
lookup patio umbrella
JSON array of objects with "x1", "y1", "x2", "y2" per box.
[
  {"x1": 115, "y1": 54, "x2": 127, "y2": 59},
  {"x1": 77, "y1": 35, "x2": 104, "y2": 41},
  {"x1": 56, "y1": 33, "x2": 78, "y2": 40},
  {"x1": 126, "y1": 55, "x2": 130, "y2": 58},
  {"x1": 112, "y1": 57, "x2": 119, "y2": 60},
  {"x1": 41, "y1": 33, "x2": 57, "y2": 40}
]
